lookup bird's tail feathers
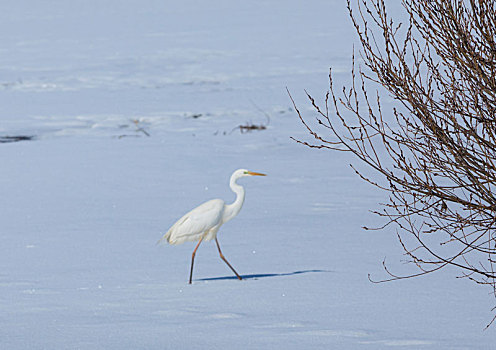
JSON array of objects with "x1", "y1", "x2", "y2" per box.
[{"x1": 156, "y1": 231, "x2": 171, "y2": 245}]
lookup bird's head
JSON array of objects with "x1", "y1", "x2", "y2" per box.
[{"x1": 234, "y1": 168, "x2": 267, "y2": 179}]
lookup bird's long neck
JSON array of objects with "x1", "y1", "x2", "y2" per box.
[{"x1": 223, "y1": 176, "x2": 245, "y2": 223}]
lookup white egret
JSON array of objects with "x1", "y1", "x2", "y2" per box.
[{"x1": 159, "y1": 169, "x2": 266, "y2": 284}]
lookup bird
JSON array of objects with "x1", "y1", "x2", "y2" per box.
[{"x1": 158, "y1": 169, "x2": 266, "y2": 284}]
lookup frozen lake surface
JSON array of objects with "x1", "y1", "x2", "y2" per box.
[{"x1": 0, "y1": 1, "x2": 493, "y2": 348}]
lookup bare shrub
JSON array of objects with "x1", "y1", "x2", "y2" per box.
[{"x1": 292, "y1": 0, "x2": 496, "y2": 326}]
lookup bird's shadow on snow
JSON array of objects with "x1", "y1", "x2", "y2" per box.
[{"x1": 196, "y1": 269, "x2": 332, "y2": 282}]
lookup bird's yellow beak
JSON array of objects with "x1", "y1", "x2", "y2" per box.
[{"x1": 247, "y1": 171, "x2": 266, "y2": 176}]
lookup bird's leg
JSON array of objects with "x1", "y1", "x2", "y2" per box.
[
  {"x1": 215, "y1": 237, "x2": 242, "y2": 280},
  {"x1": 189, "y1": 237, "x2": 204, "y2": 284}
]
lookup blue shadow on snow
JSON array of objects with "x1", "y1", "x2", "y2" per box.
[{"x1": 196, "y1": 269, "x2": 331, "y2": 282}]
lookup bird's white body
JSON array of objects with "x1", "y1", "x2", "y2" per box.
[
  {"x1": 159, "y1": 168, "x2": 265, "y2": 283},
  {"x1": 163, "y1": 199, "x2": 226, "y2": 244}
]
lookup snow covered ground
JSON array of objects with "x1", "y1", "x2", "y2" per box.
[{"x1": 0, "y1": 0, "x2": 494, "y2": 349}]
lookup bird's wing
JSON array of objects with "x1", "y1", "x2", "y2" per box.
[{"x1": 159, "y1": 199, "x2": 225, "y2": 245}]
